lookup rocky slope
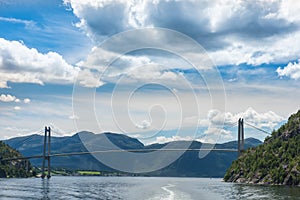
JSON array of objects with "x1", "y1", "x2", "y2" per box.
[{"x1": 224, "y1": 110, "x2": 300, "y2": 185}]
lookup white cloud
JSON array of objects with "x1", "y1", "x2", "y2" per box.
[
  {"x1": 277, "y1": 0, "x2": 300, "y2": 23},
  {"x1": 76, "y1": 68, "x2": 105, "y2": 88},
  {"x1": 23, "y1": 98, "x2": 31, "y2": 104},
  {"x1": 147, "y1": 133, "x2": 232, "y2": 145},
  {"x1": 135, "y1": 120, "x2": 151, "y2": 129},
  {"x1": 228, "y1": 78, "x2": 237, "y2": 82},
  {"x1": 76, "y1": 45, "x2": 190, "y2": 87},
  {"x1": 49, "y1": 123, "x2": 72, "y2": 136},
  {"x1": 149, "y1": 135, "x2": 195, "y2": 144},
  {"x1": 126, "y1": 65, "x2": 180, "y2": 82},
  {"x1": 64, "y1": 0, "x2": 132, "y2": 40},
  {"x1": 0, "y1": 94, "x2": 32, "y2": 105},
  {"x1": 204, "y1": 127, "x2": 232, "y2": 136},
  {"x1": 277, "y1": 60, "x2": 300, "y2": 80},
  {"x1": 242, "y1": 108, "x2": 284, "y2": 129},
  {"x1": 69, "y1": 114, "x2": 79, "y2": 120},
  {"x1": 199, "y1": 107, "x2": 284, "y2": 131},
  {"x1": 0, "y1": 17, "x2": 37, "y2": 30},
  {"x1": 65, "y1": 0, "x2": 300, "y2": 66},
  {"x1": 14, "y1": 106, "x2": 21, "y2": 110},
  {"x1": 0, "y1": 38, "x2": 80, "y2": 88},
  {"x1": 195, "y1": 107, "x2": 284, "y2": 143},
  {"x1": 0, "y1": 94, "x2": 16, "y2": 102}
]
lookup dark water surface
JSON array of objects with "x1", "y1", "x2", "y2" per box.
[{"x1": 0, "y1": 177, "x2": 299, "y2": 199}]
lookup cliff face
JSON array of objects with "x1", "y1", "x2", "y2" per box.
[
  {"x1": 224, "y1": 110, "x2": 300, "y2": 185},
  {"x1": 0, "y1": 141, "x2": 33, "y2": 178}
]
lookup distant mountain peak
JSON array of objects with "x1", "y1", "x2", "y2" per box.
[{"x1": 74, "y1": 131, "x2": 95, "y2": 136}]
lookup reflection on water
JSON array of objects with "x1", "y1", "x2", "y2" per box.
[
  {"x1": 0, "y1": 177, "x2": 299, "y2": 200},
  {"x1": 42, "y1": 179, "x2": 50, "y2": 200},
  {"x1": 227, "y1": 183, "x2": 300, "y2": 200}
]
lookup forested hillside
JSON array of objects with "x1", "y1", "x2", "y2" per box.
[
  {"x1": 0, "y1": 141, "x2": 33, "y2": 178},
  {"x1": 224, "y1": 110, "x2": 300, "y2": 185}
]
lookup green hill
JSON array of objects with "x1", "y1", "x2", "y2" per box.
[
  {"x1": 224, "y1": 110, "x2": 300, "y2": 185},
  {"x1": 0, "y1": 141, "x2": 33, "y2": 178}
]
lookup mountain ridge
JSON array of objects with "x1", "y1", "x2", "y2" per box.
[{"x1": 4, "y1": 132, "x2": 262, "y2": 177}]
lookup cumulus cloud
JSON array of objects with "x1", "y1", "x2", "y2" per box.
[
  {"x1": 0, "y1": 38, "x2": 80, "y2": 88},
  {"x1": 199, "y1": 107, "x2": 284, "y2": 131},
  {"x1": 66, "y1": 0, "x2": 296, "y2": 39},
  {"x1": 64, "y1": 0, "x2": 133, "y2": 40},
  {"x1": 65, "y1": 0, "x2": 300, "y2": 66},
  {"x1": 0, "y1": 94, "x2": 16, "y2": 102},
  {"x1": 196, "y1": 107, "x2": 284, "y2": 143},
  {"x1": 76, "y1": 68, "x2": 105, "y2": 88},
  {"x1": 0, "y1": 94, "x2": 33, "y2": 108},
  {"x1": 0, "y1": 38, "x2": 104, "y2": 88},
  {"x1": 277, "y1": 60, "x2": 300, "y2": 80},
  {"x1": 23, "y1": 98, "x2": 31, "y2": 104},
  {"x1": 77, "y1": 45, "x2": 191, "y2": 87}
]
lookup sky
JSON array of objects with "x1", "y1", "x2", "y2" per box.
[{"x1": 0, "y1": 0, "x2": 299, "y2": 144}]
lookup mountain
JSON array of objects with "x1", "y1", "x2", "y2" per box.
[
  {"x1": 4, "y1": 132, "x2": 143, "y2": 171},
  {"x1": 4, "y1": 132, "x2": 261, "y2": 177},
  {"x1": 0, "y1": 141, "x2": 33, "y2": 178},
  {"x1": 145, "y1": 138, "x2": 261, "y2": 177},
  {"x1": 224, "y1": 110, "x2": 300, "y2": 185}
]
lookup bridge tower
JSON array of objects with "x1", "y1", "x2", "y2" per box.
[
  {"x1": 238, "y1": 118, "x2": 245, "y2": 157},
  {"x1": 41, "y1": 126, "x2": 51, "y2": 179}
]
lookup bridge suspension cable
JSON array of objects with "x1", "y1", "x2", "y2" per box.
[
  {"x1": 225, "y1": 122, "x2": 238, "y2": 128},
  {"x1": 244, "y1": 121, "x2": 271, "y2": 135}
]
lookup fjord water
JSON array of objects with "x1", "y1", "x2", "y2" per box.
[{"x1": 0, "y1": 177, "x2": 299, "y2": 200}]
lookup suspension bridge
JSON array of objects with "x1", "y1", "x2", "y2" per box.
[{"x1": 0, "y1": 118, "x2": 271, "y2": 179}]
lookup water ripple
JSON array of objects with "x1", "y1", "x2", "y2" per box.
[{"x1": 0, "y1": 177, "x2": 299, "y2": 200}]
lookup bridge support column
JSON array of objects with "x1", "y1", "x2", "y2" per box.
[
  {"x1": 241, "y1": 119, "x2": 244, "y2": 152},
  {"x1": 41, "y1": 126, "x2": 51, "y2": 179},
  {"x1": 25, "y1": 160, "x2": 29, "y2": 173},
  {"x1": 238, "y1": 118, "x2": 244, "y2": 157}
]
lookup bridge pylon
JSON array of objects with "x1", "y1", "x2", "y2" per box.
[
  {"x1": 238, "y1": 118, "x2": 245, "y2": 157},
  {"x1": 41, "y1": 126, "x2": 51, "y2": 179}
]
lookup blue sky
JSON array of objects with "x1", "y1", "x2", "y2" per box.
[{"x1": 0, "y1": 0, "x2": 300, "y2": 144}]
